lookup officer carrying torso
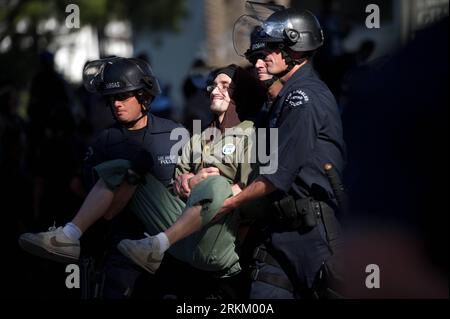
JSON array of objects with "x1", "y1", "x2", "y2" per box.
[
  {"x1": 81, "y1": 57, "x2": 183, "y2": 298},
  {"x1": 227, "y1": 5, "x2": 346, "y2": 298}
]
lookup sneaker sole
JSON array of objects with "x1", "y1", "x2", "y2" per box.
[
  {"x1": 18, "y1": 237, "x2": 79, "y2": 264},
  {"x1": 117, "y1": 241, "x2": 157, "y2": 274}
]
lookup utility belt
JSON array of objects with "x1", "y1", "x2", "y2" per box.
[
  {"x1": 272, "y1": 195, "x2": 329, "y2": 230},
  {"x1": 250, "y1": 196, "x2": 340, "y2": 296}
]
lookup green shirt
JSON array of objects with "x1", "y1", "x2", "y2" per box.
[{"x1": 176, "y1": 120, "x2": 255, "y2": 187}]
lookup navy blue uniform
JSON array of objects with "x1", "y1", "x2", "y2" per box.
[
  {"x1": 262, "y1": 62, "x2": 345, "y2": 198},
  {"x1": 82, "y1": 113, "x2": 183, "y2": 298},
  {"x1": 84, "y1": 113, "x2": 181, "y2": 188},
  {"x1": 251, "y1": 62, "x2": 345, "y2": 298}
]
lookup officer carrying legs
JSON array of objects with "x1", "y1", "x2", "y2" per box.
[{"x1": 20, "y1": 57, "x2": 184, "y2": 298}]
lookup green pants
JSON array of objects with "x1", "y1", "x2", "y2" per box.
[{"x1": 95, "y1": 159, "x2": 240, "y2": 276}]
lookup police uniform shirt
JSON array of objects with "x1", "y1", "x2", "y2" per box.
[
  {"x1": 83, "y1": 113, "x2": 183, "y2": 189},
  {"x1": 261, "y1": 62, "x2": 345, "y2": 199}
]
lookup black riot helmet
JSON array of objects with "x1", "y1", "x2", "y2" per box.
[
  {"x1": 234, "y1": 4, "x2": 324, "y2": 77},
  {"x1": 83, "y1": 57, "x2": 161, "y2": 98},
  {"x1": 261, "y1": 8, "x2": 324, "y2": 77},
  {"x1": 83, "y1": 57, "x2": 161, "y2": 125},
  {"x1": 262, "y1": 8, "x2": 324, "y2": 53}
]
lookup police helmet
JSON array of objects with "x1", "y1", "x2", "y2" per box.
[
  {"x1": 262, "y1": 8, "x2": 324, "y2": 52},
  {"x1": 83, "y1": 57, "x2": 161, "y2": 97}
]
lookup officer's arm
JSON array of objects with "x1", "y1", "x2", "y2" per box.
[{"x1": 219, "y1": 176, "x2": 276, "y2": 214}]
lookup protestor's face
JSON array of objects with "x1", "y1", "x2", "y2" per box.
[
  {"x1": 209, "y1": 73, "x2": 232, "y2": 115},
  {"x1": 109, "y1": 92, "x2": 143, "y2": 124},
  {"x1": 264, "y1": 49, "x2": 288, "y2": 75}
]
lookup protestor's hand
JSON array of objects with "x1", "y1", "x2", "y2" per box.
[
  {"x1": 188, "y1": 167, "x2": 220, "y2": 190},
  {"x1": 174, "y1": 173, "x2": 194, "y2": 198}
]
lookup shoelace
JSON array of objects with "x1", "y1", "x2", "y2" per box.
[
  {"x1": 142, "y1": 233, "x2": 163, "y2": 258},
  {"x1": 139, "y1": 232, "x2": 153, "y2": 248}
]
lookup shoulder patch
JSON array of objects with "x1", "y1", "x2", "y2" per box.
[
  {"x1": 285, "y1": 90, "x2": 310, "y2": 109},
  {"x1": 157, "y1": 154, "x2": 177, "y2": 165}
]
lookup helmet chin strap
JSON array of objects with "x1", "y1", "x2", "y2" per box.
[
  {"x1": 123, "y1": 103, "x2": 149, "y2": 129},
  {"x1": 262, "y1": 77, "x2": 278, "y2": 88},
  {"x1": 109, "y1": 101, "x2": 149, "y2": 129}
]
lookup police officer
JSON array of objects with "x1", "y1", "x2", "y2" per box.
[
  {"x1": 82, "y1": 58, "x2": 181, "y2": 187},
  {"x1": 83, "y1": 57, "x2": 185, "y2": 298},
  {"x1": 221, "y1": 7, "x2": 346, "y2": 298},
  {"x1": 19, "y1": 57, "x2": 183, "y2": 298}
]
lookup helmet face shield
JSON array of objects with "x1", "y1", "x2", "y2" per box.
[
  {"x1": 233, "y1": 14, "x2": 264, "y2": 58},
  {"x1": 82, "y1": 57, "x2": 120, "y2": 93},
  {"x1": 234, "y1": 3, "x2": 325, "y2": 60},
  {"x1": 233, "y1": 2, "x2": 285, "y2": 58},
  {"x1": 82, "y1": 57, "x2": 161, "y2": 97}
]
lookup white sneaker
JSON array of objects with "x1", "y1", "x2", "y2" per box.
[
  {"x1": 117, "y1": 233, "x2": 164, "y2": 274},
  {"x1": 19, "y1": 226, "x2": 80, "y2": 263}
]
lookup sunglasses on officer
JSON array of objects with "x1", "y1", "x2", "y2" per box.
[{"x1": 107, "y1": 91, "x2": 136, "y2": 102}]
